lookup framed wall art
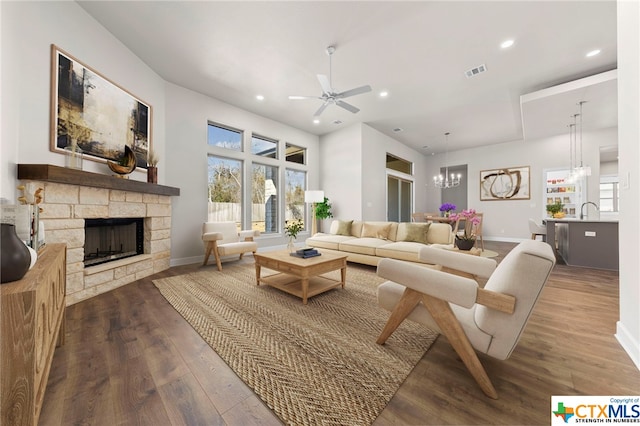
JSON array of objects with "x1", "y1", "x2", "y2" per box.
[
  {"x1": 480, "y1": 166, "x2": 530, "y2": 201},
  {"x1": 50, "y1": 44, "x2": 151, "y2": 169}
]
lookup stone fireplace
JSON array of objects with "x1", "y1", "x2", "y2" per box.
[{"x1": 18, "y1": 164, "x2": 180, "y2": 305}]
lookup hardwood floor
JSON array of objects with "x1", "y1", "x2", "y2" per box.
[{"x1": 39, "y1": 241, "x2": 640, "y2": 425}]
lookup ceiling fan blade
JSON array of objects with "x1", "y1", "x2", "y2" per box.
[
  {"x1": 336, "y1": 100, "x2": 360, "y2": 114},
  {"x1": 317, "y1": 74, "x2": 333, "y2": 94},
  {"x1": 288, "y1": 95, "x2": 319, "y2": 100},
  {"x1": 313, "y1": 102, "x2": 329, "y2": 117},
  {"x1": 337, "y1": 85, "x2": 372, "y2": 99}
]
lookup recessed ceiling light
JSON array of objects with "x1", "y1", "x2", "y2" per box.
[
  {"x1": 392, "y1": 127, "x2": 403, "y2": 133},
  {"x1": 313, "y1": 119, "x2": 320, "y2": 124},
  {"x1": 500, "y1": 39, "x2": 514, "y2": 49},
  {"x1": 333, "y1": 120, "x2": 342, "y2": 125},
  {"x1": 422, "y1": 145, "x2": 429, "y2": 149},
  {"x1": 379, "y1": 91, "x2": 389, "y2": 98},
  {"x1": 256, "y1": 94, "x2": 265, "y2": 101},
  {"x1": 586, "y1": 49, "x2": 601, "y2": 58}
]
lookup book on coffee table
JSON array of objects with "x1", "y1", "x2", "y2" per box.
[{"x1": 290, "y1": 248, "x2": 321, "y2": 258}]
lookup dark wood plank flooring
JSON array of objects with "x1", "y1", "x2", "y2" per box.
[{"x1": 39, "y1": 242, "x2": 640, "y2": 425}]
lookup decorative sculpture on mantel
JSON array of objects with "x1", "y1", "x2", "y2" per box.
[{"x1": 107, "y1": 145, "x2": 137, "y2": 178}]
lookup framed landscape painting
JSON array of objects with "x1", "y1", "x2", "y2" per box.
[
  {"x1": 50, "y1": 45, "x2": 151, "y2": 169},
  {"x1": 480, "y1": 166, "x2": 530, "y2": 201}
]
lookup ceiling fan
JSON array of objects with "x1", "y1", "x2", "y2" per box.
[{"x1": 288, "y1": 46, "x2": 372, "y2": 117}]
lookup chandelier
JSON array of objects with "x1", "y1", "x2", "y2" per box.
[{"x1": 434, "y1": 132, "x2": 461, "y2": 189}]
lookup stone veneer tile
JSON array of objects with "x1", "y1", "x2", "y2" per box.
[
  {"x1": 146, "y1": 228, "x2": 171, "y2": 241},
  {"x1": 110, "y1": 190, "x2": 126, "y2": 201},
  {"x1": 84, "y1": 269, "x2": 114, "y2": 288},
  {"x1": 66, "y1": 247, "x2": 85, "y2": 264},
  {"x1": 147, "y1": 216, "x2": 171, "y2": 230},
  {"x1": 134, "y1": 266, "x2": 154, "y2": 280},
  {"x1": 150, "y1": 239, "x2": 171, "y2": 254},
  {"x1": 39, "y1": 204, "x2": 72, "y2": 219},
  {"x1": 41, "y1": 218, "x2": 84, "y2": 230},
  {"x1": 125, "y1": 192, "x2": 143, "y2": 203},
  {"x1": 146, "y1": 203, "x2": 171, "y2": 217},
  {"x1": 48, "y1": 228, "x2": 84, "y2": 249},
  {"x1": 79, "y1": 187, "x2": 109, "y2": 205},
  {"x1": 158, "y1": 195, "x2": 172, "y2": 205},
  {"x1": 74, "y1": 205, "x2": 109, "y2": 218},
  {"x1": 66, "y1": 261, "x2": 84, "y2": 274},
  {"x1": 66, "y1": 272, "x2": 84, "y2": 294},
  {"x1": 142, "y1": 193, "x2": 159, "y2": 204},
  {"x1": 108, "y1": 202, "x2": 145, "y2": 218},
  {"x1": 44, "y1": 182, "x2": 79, "y2": 204}
]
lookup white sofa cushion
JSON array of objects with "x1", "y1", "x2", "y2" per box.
[
  {"x1": 375, "y1": 241, "x2": 426, "y2": 262},
  {"x1": 339, "y1": 238, "x2": 391, "y2": 256},
  {"x1": 306, "y1": 234, "x2": 355, "y2": 250}
]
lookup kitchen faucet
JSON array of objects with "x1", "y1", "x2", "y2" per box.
[{"x1": 580, "y1": 201, "x2": 599, "y2": 220}]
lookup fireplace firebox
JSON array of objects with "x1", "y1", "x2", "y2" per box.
[{"x1": 84, "y1": 218, "x2": 144, "y2": 267}]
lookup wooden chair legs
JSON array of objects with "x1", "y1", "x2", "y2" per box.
[
  {"x1": 377, "y1": 287, "x2": 499, "y2": 399},
  {"x1": 203, "y1": 241, "x2": 223, "y2": 271}
]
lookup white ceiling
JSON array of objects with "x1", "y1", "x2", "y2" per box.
[{"x1": 77, "y1": 1, "x2": 618, "y2": 154}]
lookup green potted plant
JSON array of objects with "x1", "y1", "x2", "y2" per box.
[
  {"x1": 314, "y1": 197, "x2": 333, "y2": 232},
  {"x1": 546, "y1": 202, "x2": 565, "y2": 218}
]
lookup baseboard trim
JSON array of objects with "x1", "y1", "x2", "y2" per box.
[{"x1": 615, "y1": 321, "x2": 640, "y2": 371}]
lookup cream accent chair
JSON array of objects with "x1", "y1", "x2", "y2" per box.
[
  {"x1": 528, "y1": 218, "x2": 547, "y2": 241},
  {"x1": 202, "y1": 222, "x2": 260, "y2": 271},
  {"x1": 375, "y1": 240, "x2": 555, "y2": 399}
]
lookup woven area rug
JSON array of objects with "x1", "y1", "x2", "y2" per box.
[{"x1": 153, "y1": 262, "x2": 438, "y2": 426}]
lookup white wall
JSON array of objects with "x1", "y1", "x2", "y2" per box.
[
  {"x1": 165, "y1": 83, "x2": 320, "y2": 265},
  {"x1": 0, "y1": 1, "x2": 166, "y2": 203},
  {"x1": 423, "y1": 127, "x2": 617, "y2": 240},
  {"x1": 319, "y1": 123, "x2": 429, "y2": 223},
  {"x1": 319, "y1": 123, "x2": 363, "y2": 221},
  {"x1": 616, "y1": 0, "x2": 640, "y2": 370},
  {"x1": 361, "y1": 124, "x2": 430, "y2": 220}
]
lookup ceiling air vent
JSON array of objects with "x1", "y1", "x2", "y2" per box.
[
  {"x1": 465, "y1": 64, "x2": 487, "y2": 78},
  {"x1": 333, "y1": 120, "x2": 343, "y2": 125}
]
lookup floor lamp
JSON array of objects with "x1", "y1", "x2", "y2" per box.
[{"x1": 304, "y1": 190, "x2": 324, "y2": 236}]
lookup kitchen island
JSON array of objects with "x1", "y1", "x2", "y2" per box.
[{"x1": 545, "y1": 218, "x2": 619, "y2": 270}]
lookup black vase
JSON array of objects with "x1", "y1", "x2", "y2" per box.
[
  {"x1": 455, "y1": 236, "x2": 476, "y2": 251},
  {"x1": 1, "y1": 223, "x2": 31, "y2": 284}
]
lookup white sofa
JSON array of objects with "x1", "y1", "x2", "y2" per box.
[{"x1": 305, "y1": 220, "x2": 454, "y2": 266}]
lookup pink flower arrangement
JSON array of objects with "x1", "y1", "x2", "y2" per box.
[{"x1": 448, "y1": 209, "x2": 481, "y2": 241}]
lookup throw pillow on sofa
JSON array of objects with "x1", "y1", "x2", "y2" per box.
[
  {"x1": 335, "y1": 220, "x2": 353, "y2": 236},
  {"x1": 361, "y1": 223, "x2": 392, "y2": 240},
  {"x1": 397, "y1": 222, "x2": 431, "y2": 244}
]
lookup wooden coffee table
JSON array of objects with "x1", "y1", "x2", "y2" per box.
[{"x1": 254, "y1": 250, "x2": 348, "y2": 304}]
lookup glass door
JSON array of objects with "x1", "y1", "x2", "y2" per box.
[{"x1": 387, "y1": 176, "x2": 412, "y2": 222}]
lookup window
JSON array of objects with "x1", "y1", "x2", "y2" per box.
[
  {"x1": 251, "y1": 134, "x2": 277, "y2": 158},
  {"x1": 207, "y1": 155, "x2": 242, "y2": 226},
  {"x1": 208, "y1": 123, "x2": 242, "y2": 151},
  {"x1": 207, "y1": 121, "x2": 310, "y2": 234},
  {"x1": 252, "y1": 164, "x2": 279, "y2": 233},
  {"x1": 599, "y1": 176, "x2": 619, "y2": 212},
  {"x1": 286, "y1": 143, "x2": 306, "y2": 164},
  {"x1": 285, "y1": 169, "x2": 306, "y2": 228},
  {"x1": 386, "y1": 154, "x2": 412, "y2": 175}
]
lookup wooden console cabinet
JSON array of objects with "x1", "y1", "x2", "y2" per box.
[{"x1": 1, "y1": 243, "x2": 66, "y2": 426}]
